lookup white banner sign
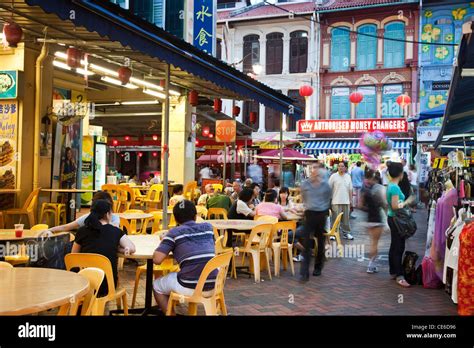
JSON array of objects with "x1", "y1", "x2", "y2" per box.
[
  {"x1": 383, "y1": 85, "x2": 403, "y2": 95},
  {"x1": 419, "y1": 151, "x2": 431, "y2": 183},
  {"x1": 417, "y1": 126, "x2": 441, "y2": 142},
  {"x1": 332, "y1": 87, "x2": 350, "y2": 97}
]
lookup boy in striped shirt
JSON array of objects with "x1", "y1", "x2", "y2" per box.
[{"x1": 153, "y1": 200, "x2": 216, "y2": 313}]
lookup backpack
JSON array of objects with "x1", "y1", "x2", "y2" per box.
[
  {"x1": 403, "y1": 251, "x2": 419, "y2": 285},
  {"x1": 29, "y1": 233, "x2": 73, "y2": 270}
]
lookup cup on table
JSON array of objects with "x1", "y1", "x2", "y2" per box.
[{"x1": 14, "y1": 224, "x2": 24, "y2": 238}]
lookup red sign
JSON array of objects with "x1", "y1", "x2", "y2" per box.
[
  {"x1": 297, "y1": 119, "x2": 408, "y2": 134},
  {"x1": 215, "y1": 120, "x2": 236, "y2": 143}
]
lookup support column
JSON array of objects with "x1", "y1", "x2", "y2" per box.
[
  {"x1": 258, "y1": 103, "x2": 266, "y2": 132},
  {"x1": 235, "y1": 42, "x2": 244, "y2": 72},
  {"x1": 350, "y1": 33, "x2": 357, "y2": 68},
  {"x1": 350, "y1": 88, "x2": 356, "y2": 119},
  {"x1": 376, "y1": 85, "x2": 383, "y2": 118},
  {"x1": 377, "y1": 28, "x2": 384, "y2": 67},
  {"x1": 283, "y1": 34, "x2": 290, "y2": 74},
  {"x1": 259, "y1": 37, "x2": 266, "y2": 75}
]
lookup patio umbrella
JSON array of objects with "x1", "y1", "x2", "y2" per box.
[{"x1": 254, "y1": 148, "x2": 317, "y2": 161}]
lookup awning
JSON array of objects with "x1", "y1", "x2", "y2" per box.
[
  {"x1": 298, "y1": 139, "x2": 411, "y2": 155},
  {"x1": 408, "y1": 105, "x2": 445, "y2": 123},
  {"x1": 19, "y1": 0, "x2": 302, "y2": 117},
  {"x1": 434, "y1": 22, "x2": 474, "y2": 149}
]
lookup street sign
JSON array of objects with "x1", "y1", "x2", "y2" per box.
[
  {"x1": 193, "y1": 0, "x2": 216, "y2": 55},
  {"x1": 215, "y1": 120, "x2": 236, "y2": 143}
]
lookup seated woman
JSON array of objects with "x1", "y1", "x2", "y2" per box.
[
  {"x1": 255, "y1": 189, "x2": 288, "y2": 220},
  {"x1": 278, "y1": 187, "x2": 297, "y2": 213},
  {"x1": 49, "y1": 191, "x2": 120, "y2": 232},
  {"x1": 71, "y1": 199, "x2": 136, "y2": 295},
  {"x1": 228, "y1": 188, "x2": 256, "y2": 220},
  {"x1": 169, "y1": 184, "x2": 185, "y2": 207}
]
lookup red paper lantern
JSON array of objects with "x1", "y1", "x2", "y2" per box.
[
  {"x1": 195, "y1": 139, "x2": 200, "y2": 146},
  {"x1": 138, "y1": 152, "x2": 143, "y2": 158},
  {"x1": 232, "y1": 106, "x2": 240, "y2": 117},
  {"x1": 159, "y1": 80, "x2": 165, "y2": 88},
  {"x1": 112, "y1": 139, "x2": 119, "y2": 146},
  {"x1": 349, "y1": 91, "x2": 364, "y2": 105},
  {"x1": 66, "y1": 47, "x2": 83, "y2": 68},
  {"x1": 396, "y1": 94, "x2": 411, "y2": 107},
  {"x1": 213, "y1": 98, "x2": 222, "y2": 113},
  {"x1": 299, "y1": 85, "x2": 314, "y2": 98},
  {"x1": 3, "y1": 22, "x2": 23, "y2": 48},
  {"x1": 117, "y1": 66, "x2": 132, "y2": 85},
  {"x1": 189, "y1": 90, "x2": 199, "y2": 106},
  {"x1": 124, "y1": 136, "x2": 130, "y2": 141},
  {"x1": 152, "y1": 152, "x2": 158, "y2": 157},
  {"x1": 249, "y1": 111, "x2": 257, "y2": 124},
  {"x1": 202, "y1": 126, "x2": 210, "y2": 137},
  {"x1": 209, "y1": 133, "x2": 214, "y2": 139},
  {"x1": 152, "y1": 135, "x2": 158, "y2": 141}
]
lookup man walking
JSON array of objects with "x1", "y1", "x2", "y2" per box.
[
  {"x1": 329, "y1": 162, "x2": 354, "y2": 240},
  {"x1": 350, "y1": 161, "x2": 364, "y2": 210},
  {"x1": 299, "y1": 163, "x2": 332, "y2": 281}
]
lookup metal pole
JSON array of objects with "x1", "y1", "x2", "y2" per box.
[
  {"x1": 279, "y1": 112, "x2": 284, "y2": 186},
  {"x1": 231, "y1": 100, "x2": 236, "y2": 180},
  {"x1": 162, "y1": 64, "x2": 170, "y2": 229},
  {"x1": 244, "y1": 137, "x2": 247, "y2": 179},
  {"x1": 223, "y1": 142, "x2": 227, "y2": 187}
]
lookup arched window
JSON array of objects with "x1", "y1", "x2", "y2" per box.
[
  {"x1": 243, "y1": 34, "x2": 260, "y2": 74},
  {"x1": 384, "y1": 22, "x2": 405, "y2": 68},
  {"x1": 356, "y1": 86, "x2": 376, "y2": 119},
  {"x1": 382, "y1": 84, "x2": 403, "y2": 118},
  {"x1": 266, "y1": 32, "x2": 283, "y2": 75},
  {"x1": 431, "y1": 17, "x2": 454, "y2": 64},
  {"x1": 331, "y1": 87, "x2": 350, "y2": 119},
  {"x1": 357, "y1": 24, "x2": 377, "y2": 70},
  {"x1": 331, "y1": 27, "x2": 350, "y2": 72},
  {"x1": 289, "y1": 31, "x2": 308, "y2": 73}
]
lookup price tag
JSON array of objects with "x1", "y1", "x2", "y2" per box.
[
  {"x1": 432, "y1": 158, "x2": 440, "y2": 168},
  {"x1": 438, "y1": 158, "x2": 446, "y2": 169}
]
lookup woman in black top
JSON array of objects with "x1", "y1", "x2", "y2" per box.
[{"x1": 72, "y1": 200, "x2": 135, "y2": 294}]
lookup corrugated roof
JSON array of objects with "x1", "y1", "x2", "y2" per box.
[
  {"x1": 317, "y1": 0, "x2": 414, "y2": 12},
  {"x1": 218, "y1": 2, "x2": 315, "y2": 21}
]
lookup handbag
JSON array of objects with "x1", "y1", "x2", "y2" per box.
[{"x1": 392, "y1": 207, "x2": 417, "y2": 239}]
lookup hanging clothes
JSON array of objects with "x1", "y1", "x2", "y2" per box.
[
  {"x1": 457, "y1": 221, "x2": 474, "y2": 316},
  {"x1": 433, "y1": 188, "x2": 458, "y2": 280},
  {"x1": 425, "y1": 201, "x2": 437, "y2": 257}
]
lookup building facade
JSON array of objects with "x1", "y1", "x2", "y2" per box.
[
  {"x1": 217, "y1": 1, "x2": 318, "y2": 132},
  {"x1": 317, "y1": 0, "x2": 419, "y2": 121}
]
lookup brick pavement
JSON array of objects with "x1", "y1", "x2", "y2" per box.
[{"x1": 116, "y1": 207, "x2": 459, "y2": 316}]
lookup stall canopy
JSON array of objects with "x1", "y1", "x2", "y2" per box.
[
  {"x1": 434, "y1": 21, "x2": 474, "y2": 149},
  {"x1": 408, "y1": 105, "x2": 445, "y2": 123},
  {"x1": 10, "y1": 0, "x2": 302, "y2": 117},
  {"x1": 298, "y1": 139, "x2": 411, "y2": 155},
  {"x1": 254, "y1": 148, "x2": 316, "y2": 161}
]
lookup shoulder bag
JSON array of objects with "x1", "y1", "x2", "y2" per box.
[{"x1": 392, "y1": 207, "x2": 417, "y2": 239}]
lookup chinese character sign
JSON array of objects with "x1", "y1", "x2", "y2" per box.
[
  {"x1": 193, "y1": 0, "x2": 215, "y2": 55},
  {"x1": 0, "y1": 100, "x2": 18, "y2": 189}
]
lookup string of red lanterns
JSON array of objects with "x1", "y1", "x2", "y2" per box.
[{"x1": 117, "y1": 66, "x2": 132, "y2": 85}]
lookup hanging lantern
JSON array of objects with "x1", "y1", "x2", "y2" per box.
[
  {"x1": 299, "y1": 85, "x2": 314, "y2": 98},
  {"x1": 124, "y1": 136, "x2": 130, "y2": 141},
  {"x1": 249, "y1": 111, "x2": 257, "y2": 124},
  {"x1": 202, "y1": 126, "x2": 210, "y2": 137},
  {"x1": 233, "y1": 105, "x2": 240, "y2": 117},
  {"x1": 152, "y1": 135, "x2": 158, "y2": 141},
  {"x1": 349, "y1": 91, "x2": 364, "y2": 105},
  {"x1": 159, "y1": 80, "x2": 166, "y2": 88},
  {"x1": 138, "y1": 152, "x2": 143, "y2": 158},
  {"x1": 209, "y1": 133, "x2": 214, "y2": 139},
  {"x1": 112, "y1": 139, "x2": 119, "y2": 146},
  {"x1": 117, "y1": 66, "x2": 132, "y2": 85},
  {"x1": 213, "y1": 98, "x2": 222, "y2": 113},
  {"x1": 66, "y1": 47, "x2": 83, "y2": 69},
  {"x1": 396, "y1": 94, "x2": 411, "y2": 107},
  {"x1": 195, "y1": 139, "x2": 200, "y2": 146},
  {"x1": 152, "y1": 152, "x2": 158, "y2": 157},
  {"x1": 189, "y1": 90, "x2": 199, "y2": 106},
  {"x1": 2, "y1": 22, "x2": 23, "y2": 48}
]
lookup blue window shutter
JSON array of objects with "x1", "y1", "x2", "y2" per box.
[
  {"x1": 331, "y1": 96, "x2": 341, "y2": 119},
  {"x1": 384, "y1": 22, "x2": 405, "y2": 68},
  {"x1": 341, "y1": 97, "x2": 350, "y2": 119},
  {"x1": 356, "y1": 87, "x2": 376, "y2": 119},
  {"x1": 331, "y1": 27, "x2": 350, "y2": 72},
  {"x1": 153, "y1": 0, "x2": 164, "y2": 28},
  {"x1": 357, "y1": 25, "x2": 377, "y2": 70},
  {"x1": 382, "y1": 84, "x2": 403, "y2": 118}
]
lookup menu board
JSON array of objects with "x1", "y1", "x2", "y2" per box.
[{"x1": 0, "y1": 100, "x2": 18, "y2": 190}]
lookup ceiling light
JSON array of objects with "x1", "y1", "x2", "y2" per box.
[
  {"x1": 101, "y1": 76, "x2": 138, "y2": 89},
  {"x1": 92, "y1": 63, "x2": 119, "y2": 76},
  {"x1": 94, "y1": 102, "x2": 120, "y2": 107},
  {"x1": 169, "y1": 89, "x2": 181, "y2": 96},
  {"x1": 130, "y1": 77, "x2": 164, "y2": 91},
  {"x1": 121, "y1": 100, "x2": 160, "y2": 105},
  {"x1": 76, "y1": 68, "x2": 94, "y2": 76},
  {"x1": 143, "y1": 89, "x2": 166, "y2": 99},
  {"x1": 54, "y1": 51, "x2": 68, "y2": 59},
  {"x1": 53, "y1": 60, "x2": 71, "y2": 70}
]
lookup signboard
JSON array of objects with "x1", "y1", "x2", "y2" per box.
[
  {"x1": 0, "y1": 71, "x2": 18, "y2": 99},
  {"x1": 417, "y1": 126, "x2": 441, "y2": 142},
  {"x1": 297, "y1": 119, "x2": 408, "y2": 134},
  {"x1": 0, "y1": 100, "x2": 18, "y2": 190},
  {"x1": 215, "y1": 120, "x2": 236, "y2": 143},
  {"x1": 193, "y1": 0, "x2": 216, "y2": 55},
  {"x1": 432, "y1": 81, "x2": 450, "y2": 91},
  {"x1": 419, "y1": 151, "x2": 431, "y2": 183}
]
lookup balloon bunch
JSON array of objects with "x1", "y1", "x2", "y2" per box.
[{"x1": 359, "y1": 130, "x2": 392, "y2": 169}]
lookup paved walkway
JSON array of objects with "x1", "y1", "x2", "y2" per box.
[{"x1": 118, "y1": 207, "x2": 459, "y2": 315}]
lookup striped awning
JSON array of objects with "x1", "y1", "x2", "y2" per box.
[{"x1": 298, "y1": 140, "x2": 412, "y2": 155}]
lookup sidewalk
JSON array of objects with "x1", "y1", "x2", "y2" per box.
[{"x1": 118, "y1": 207, "x2": 459, "y2": 315}]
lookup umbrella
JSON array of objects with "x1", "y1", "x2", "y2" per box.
[
  {"x1": 196, "y1": 154, "x2": 233, "y2": 163},
  {"x1": 254, "y1": 148, "x2": 317, "y2": 161}
]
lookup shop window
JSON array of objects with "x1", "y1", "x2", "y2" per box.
[
  {"x1": 289, "y1": 31, "x2": 308, "y2": 73},
  {"x1": 266, "y1": 32, "x2": 284, "y2": 75},
  {"x1": 331, "y1": 27, "x2": 350, "y2": 72},
  {"x1": 384, "y1": 22, "x2": 405, "y2": 68},
  {"x1": 243, "y1": 35, "x2": 260, "y2": 74},
  {"x1": 356, "y1": 86, "x2": 376, "y2": 119},
  {"x1": 331, "y1": 87, "x2": 350, "y2": 119},
  {"x1": 165, "y1": 0, "x2": 185, "y2": 39},
  {"x1": 356, "y1": 24, "x2": 377, "y2": 71},
  {"x1": 265, "y1": 105, "x2": 281, "y2": 132},
  {"x1": 382, "y1": 84, "x2": 403, "y2": 118},
  {"x1": 243, "y1": 100, "x2": 259, "y2": 131},
  {"x1": 287, "y1": 90, "x2": 304, "y2": 131},
  {"x1": 216, "y1": 38, "x2": 222, "y2": 60}
]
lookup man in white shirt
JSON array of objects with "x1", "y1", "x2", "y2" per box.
[
  {"x1": 329, "y1": 162, "x2": 354, "y2": 240},
  {"x1": 197, "y1": 184, "x2": 215, "y2": 206},
  {"x1": 147, "y1": 173, "x2": 160, "y2": 185},
  {"x1": 199, "y1": 166, "x2": 212, "y2": 182}
]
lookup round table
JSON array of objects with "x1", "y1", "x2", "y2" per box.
[
  {"x1": 0, "y1": 230, "x2": 70, "y2": 241},
  {"x1": 208, "y1": 219, "x2": 268, "y2": 230},
  {"x1": 116, "y1": 212, "x2": 154, "y2": 220},
  {"x1": 117, "y1": 234, "x2": 162, "y2": 315},
  {"x1": 0, "y1": 267, "x2": 89, "y2": 315},
  {"x1": 41, "y1": 188, "x2": 98, "y2": 223}
]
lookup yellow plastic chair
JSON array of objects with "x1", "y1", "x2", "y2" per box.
[
  {"x1": 211, "y1": 184, "x2": 223, "y2": 193},
  {"x1": 31, "y1": 224, "x2": 49, "y2": 232},
  {"x1": 3, "y1": 188, "x2": 41, "y2": 228},
  {"x1": 133, "y1": 188, "x2": 146, "y2": 206},
  {"x1": 64, "y1": 253, "x2": 129, "y2": 316},
  {"x1": 254, "y1": 215, "x2": 279, "y2": 224},
  {"x1": 120, "y1": 209, "x2": 148, "y2": 235},
  {"x1": 143, "y1": 184, "x2": 164, "y2": 210},
  {"x1": 214, "y1": 234, "x2": 237, "y2": 279},
  {"x1": 131, "y1": 230, "x2": 180, "y2": 308},
  {"x1": 324, "y1": 212, "x2": 343, "y2": 247},
  {"x1": 101, "y1": 184, "x2": 119, "y2": 211},
  {"x1": 207, "y1": 208, "x2": 228, "y2": 220},
  {"x1": 39, "y1": 203, "x2": 66, "y2": 227},
  {"x1": 183, "y1": 181, "x2": 198, "y2": 201},
  {"x1": 0, "y1": 261, "x2": 13, "y2": 269},
  {"x1": 196, "y1": 206, "x2": 208, "y2": 220},
  {"x1": 66, "y1": 267, "x2": 105, "y2": 316},
  {"x1": 4, "y1": 243, "x2": 29, "y2": 266},
  {"x1": 270, "y1": 221, "x2": 297, "y2": 277},
  {"x1": 238, "y1": 224, "x2": 273, "y2": 283},
  {"x1": 292, "y1": 195, "x2": 303, "y2": 204},
  {"x1": 116, "y1": 186, "x2": 135, "y2": 212},
  {"x1": 166, "y1": 251, "x2": 233, "y2": 316}
]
